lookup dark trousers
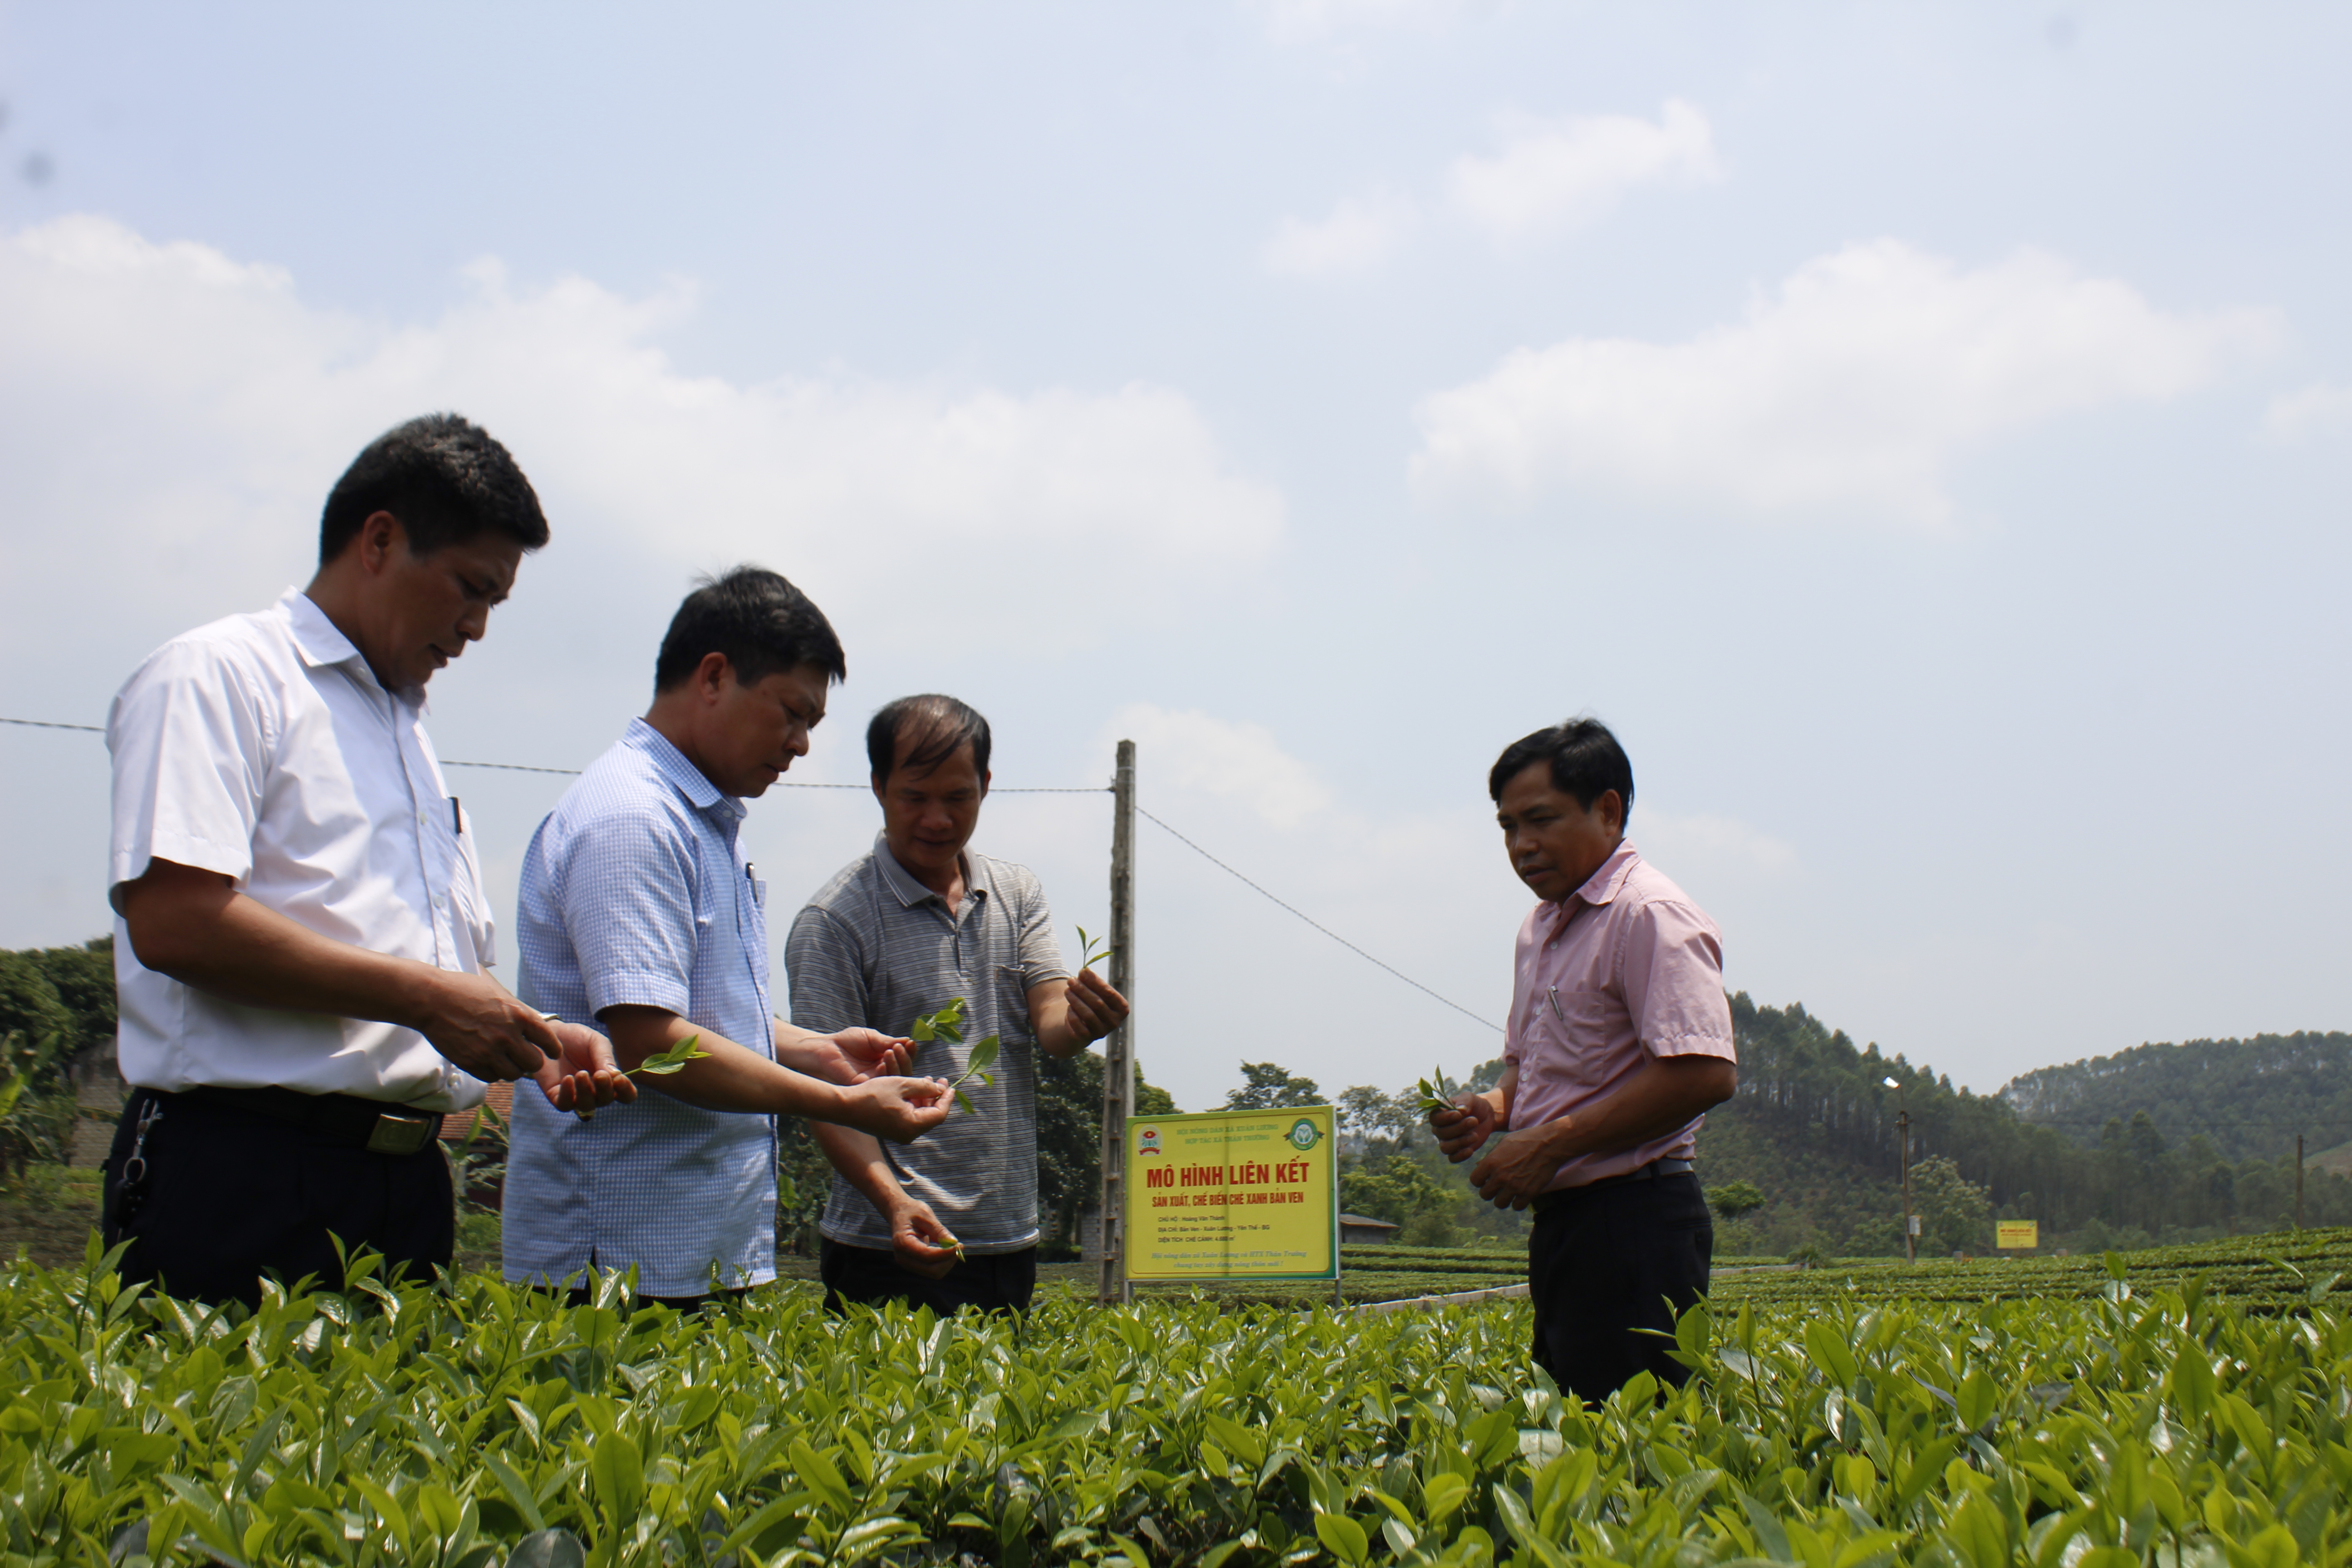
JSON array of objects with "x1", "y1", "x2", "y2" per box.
[
  {"x1": 1527, "y1": 1171, "x2": 1713, "y2": 1403},
  {"x1": 101, "y1": 1087, "x2": 454, "y2": 1309},
  {"x1": 819, "y1": 1238, "x2": 1037, "y2": 1317}
]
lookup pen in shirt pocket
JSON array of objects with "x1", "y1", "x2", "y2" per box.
[{"x1": 1547, "y1": 985, "x2": 1565, "y2": 1021}]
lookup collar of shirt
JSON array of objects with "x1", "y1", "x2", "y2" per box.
[
  {"x1": 278, "y1": 588, "x2": 428, "y2": 713},
  {"x1": 621, "y1": 716, "x2": 745, "y2": 827},
  {"x1": 1534, "y1": 838, "x2": 1642, "y2": 939},
  {"x1": 873, "y1": 831, "x2": 990, "y2": 913}
]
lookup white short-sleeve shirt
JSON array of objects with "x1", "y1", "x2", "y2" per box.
[{"x1": 107, "y1": 588, "x2": 493, "y2": 1112}]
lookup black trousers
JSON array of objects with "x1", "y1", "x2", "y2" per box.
[
  {"x1": 101, "y1": 1087, "x2": 454, "y2": 1309},
  {"x1": 1527, "y1": 1171, "x2": 1713, "y2": 1403},
  {"x1": 819, "y1": 1238, "x2": 1037, "y2": 1317}
]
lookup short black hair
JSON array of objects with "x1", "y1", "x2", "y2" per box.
[
  {"x1": 1488, "y1": 716, "x2": 1634, "y2": 823},
  {"x1": 318, "y1": 413, "x2": 549, "y2": 565},
  {"x1": 868, "y1": 694, "x2": 992, "y2": 783},
  {"x1": 652, "y1": 566, "x2": 847, "y2": 692}
]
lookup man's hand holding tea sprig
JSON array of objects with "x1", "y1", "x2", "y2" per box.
[
  {"x1": 1033, "y1": 924, "x2": 1130, "y2": 1057},
  {"x1": 598, "y1": 1004, "x2": 949, "y2": 1142},
  {"x1": 1426, "y1": 1063, "x2": 1505, "y2": 1164}
]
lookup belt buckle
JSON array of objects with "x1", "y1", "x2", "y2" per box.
[{"x1": 365, "y1": 1112, "x2": 435, "y2": 1156}]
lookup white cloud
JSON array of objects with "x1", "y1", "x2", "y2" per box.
[
  {"x1": 2264, "y1": 382, "x2": 2352, "y2": 443},
  {"x1": 0, "y1": 214, "x2": 1286, "y2": 675},
  {"x1": 1103, "y1": 704, "x2": 1333, "y2": 828},
  {"x1": 1411, "y1": 239, "x2": 2280, "y2": 526},
  {"x1": 1447, "y1": 100, "x2": 1721, "y2": 244},
  {"x1": 1637, "y1": 810, "x2": 1798, "y2": 876},
  {"x1": 1261, "y1": 189, "x2": 1417, "y2": 279},
  {"x1": 1247, "y1": 0, "x2": 1481, "y2": 46}
]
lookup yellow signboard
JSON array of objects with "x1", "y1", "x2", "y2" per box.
[
  {"x1": 1995, "y1": 1220, "x2": 2039, "y2": 1250},
  {"x1": 1125, "y1": 1106, "x2": 1338, "y2": 1280}
]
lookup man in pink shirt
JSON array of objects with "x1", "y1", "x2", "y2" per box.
[{"x1": 1433, "y1": 718, "x2": 1737, "y2": 1401}]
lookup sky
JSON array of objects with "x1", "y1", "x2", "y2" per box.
[{"x1": 2, "y1": 2, "x2": 2348, "y2": 1115}]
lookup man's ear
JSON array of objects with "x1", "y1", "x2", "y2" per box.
[
  {"x1": 357, "y1": 510, "x2": 404, "y2": 576},
  {"x1": 696, "y1": 651, "x2": 733, "y2": 702},
  {"x1": 980, "y1": 770, "x2": 993, "y2": 799},
  {"x1": 1599, "y1": 789, "x2": 1626, "y2": 835}
]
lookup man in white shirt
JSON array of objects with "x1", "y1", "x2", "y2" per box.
[{"x1": 103, "y1": 413, "x2": 630, "y2": 1308}]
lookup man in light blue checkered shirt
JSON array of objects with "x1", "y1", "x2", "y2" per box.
[{"x1": 502, "y1": 569, "x2": 950, "y2": 1305}]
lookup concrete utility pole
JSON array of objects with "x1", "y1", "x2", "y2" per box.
[
  {"x1": 1886, "y1": 1076, "x2": 1914, "y2": 1263},
  {"x1": 1096, "y1": 740, "x2": 1137, "y2": 1306}
]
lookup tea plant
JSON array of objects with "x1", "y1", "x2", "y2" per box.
[
  {"x1": 1415, "y1": 1070, "x2": 1455, "y2": 1117},
  {"x1": 6, "y1": 1230, "x2": 2352, "y2": 1566},
  {"x1": 911, "y1": 999, "x2": 999, "y2": 1116},
  {"x1": 1074, "y1": 926, "x2": 1116, "y2": 976},
  {"x1": 628, "y1": 1035, "x2": 710, "y2": 1078}
]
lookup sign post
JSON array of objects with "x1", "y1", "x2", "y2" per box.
[
  {"x1": 1994, "y1": 1220, "x2": 2038, "y2": 1251},
  {"x1": 1124, "y1": 1106, "x2": 1339, "y2": 1285}
]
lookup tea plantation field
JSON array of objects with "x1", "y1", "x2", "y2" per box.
[{"x1": 4, "y1": 1231, "x2": 2349, "y2": 1566}]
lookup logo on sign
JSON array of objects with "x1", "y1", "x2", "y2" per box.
[
  {"x1": 1287, "y1": 1118, "x2": 1320, "y2": 1152},
  {"x1": 1137, "y1": 1127, "x2": 1162, "y2": 1156}
]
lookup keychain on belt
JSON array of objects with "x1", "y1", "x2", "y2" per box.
[{"x1": 115, "y1": 1098, "x2": 164, "y2": 1226}]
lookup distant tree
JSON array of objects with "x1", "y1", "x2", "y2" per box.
[
  {"x1": 1225, "y1": 1062, "x2": 1321, "y2": 1110},
  {"x1": 1707, "y1": 1179, "x2": 1766, "y2": 1220},
  {"x1": 0, "y1": 951, "x2": 80, "y2": 1180},
  {"x1": 1910, "y1": 1155, "x2": 1994, "y2": 1254},
  {"x1": 1340, "y1": 1154, "x2": 1450, "y2": 1227},
  {"x1": 24, "y1": 938, "x2": 114, "y2": 1062},
  {"x1": 1035, "y1": 1050, "x2": 1180, "y2": 1246},
  {"x1": 1338, "y1": 1085, "x2": 1389, "y2": 1144}
]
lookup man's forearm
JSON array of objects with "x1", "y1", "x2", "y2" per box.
[
  {"x1": 602, "y1": 1005, "x2": 859, "y2": 1118},
  {"x1": 813, "y1": 1120, "x2": 907, "y2": 1214},
  {"x1": 124, "y1": 863, "x2": 451, "y2": 1029},
  {"x1": 1530, "y1": 1056, "x2": 1736, "y2": 1165}
]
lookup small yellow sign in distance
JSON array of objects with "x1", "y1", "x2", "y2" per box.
[
  {"x1": 1996, "y1": 1220, "x2": 2039, "y2": 1250},
  {"x1": 1124, "y1": 1105, "x2": 1338, "y2": 1281}
]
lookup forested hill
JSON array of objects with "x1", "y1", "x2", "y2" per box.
[
  {"x1": 1995, "y1": 1032, "x2": 2352, "y2": 1164},
  {"x1": 1695, "y1": 994, "x2": 2352, "y2": 1255}
]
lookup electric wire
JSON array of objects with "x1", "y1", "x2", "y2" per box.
[
  {"x1": 5, "y1": 716, "x2": 1494, "y2": 1029},
  {"x1": 1136, "y1": 804, "x2": 1503, "y2": 1034}
]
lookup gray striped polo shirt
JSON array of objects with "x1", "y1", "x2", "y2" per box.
[{"x1": 787, "y1": 835, "x2": 1069, "y2": 1254}]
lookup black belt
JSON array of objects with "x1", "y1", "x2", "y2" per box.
[
  {"x1": 1531, "y1": 1157, "x2": 1694, "y2": 1212},
  {"x1": 174, "y1": 1085, "x2": 445, "y2": 1156}
]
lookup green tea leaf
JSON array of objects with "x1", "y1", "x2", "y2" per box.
[{"x1": 630, "y1": 1034, "x2": 710, "y2": 1077}]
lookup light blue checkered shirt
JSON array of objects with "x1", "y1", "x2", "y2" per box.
[{"x1": 502, "y1": 718, "x2": 778, "y2": 1297}]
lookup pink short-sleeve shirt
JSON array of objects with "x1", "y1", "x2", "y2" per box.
[{"x1": 1503, "y1": 838, "x2": 1736, "y2": 1191}]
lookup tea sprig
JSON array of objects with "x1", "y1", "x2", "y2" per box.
[
  {"x1": 1075, "y1": 923, "x2": 1116, "y2": 975},
  {"x1": 911, "y1": 998, "x2": 1000, "y2": 1115},
  {"x1": 1416, "y1": 1066, "x2": 1455, "y2": 1115},
  {"x1": 631, "y1": 1034, "x2": 711, "y2": 1078}
]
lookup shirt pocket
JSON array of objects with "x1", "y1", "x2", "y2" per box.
[{"x1": 1525, "y1": 986, "x2": 1627, "y2": 1087}]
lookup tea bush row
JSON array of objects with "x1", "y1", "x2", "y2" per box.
[{"x1": 2, "y1": 1236, "x2": 2348, "y2": 1567}]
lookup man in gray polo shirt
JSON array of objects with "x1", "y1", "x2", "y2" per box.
[{"x1": 788, "y1": 694, "x2": 1130, "y2": 1314}]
